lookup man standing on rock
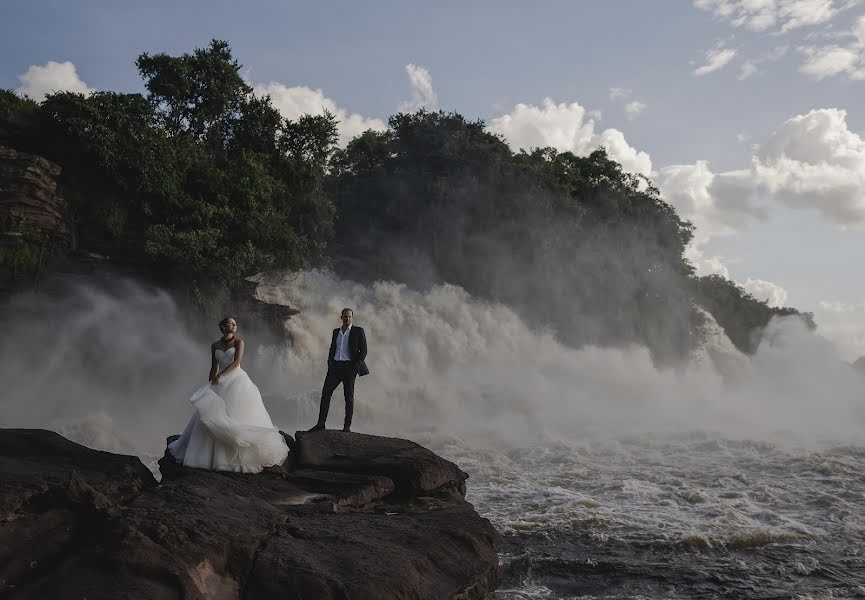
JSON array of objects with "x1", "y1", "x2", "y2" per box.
[{"x1": 309, "y1": 308, "x2": 369, "y2": 432}]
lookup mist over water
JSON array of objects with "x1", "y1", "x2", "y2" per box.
[{"x1": 3, "y1": 269, "x2": 864, "y2": 598}]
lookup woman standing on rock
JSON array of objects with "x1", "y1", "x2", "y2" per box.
[{"x1": 168, "y1": 317, "x2": 288, "y2": 473}]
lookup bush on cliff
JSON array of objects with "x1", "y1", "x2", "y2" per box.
[
  {"x1": 0, "y1": 43, "x2": 812, "y2": 358},
  {"x1": 2, "y1": 41, "x2": 337, "y2": 294}
]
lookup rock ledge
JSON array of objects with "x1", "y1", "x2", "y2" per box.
[{"x1": 0, "y1": 428, "x2": 502, "y2": 599}]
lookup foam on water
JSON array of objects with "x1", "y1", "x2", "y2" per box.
[{"x1": 3, "y1": 269, "x2": 865, "y2": 597}]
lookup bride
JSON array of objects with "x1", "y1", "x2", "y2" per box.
[{"x1": 168, "y1": 317, "x2": 288, "y2": 473}]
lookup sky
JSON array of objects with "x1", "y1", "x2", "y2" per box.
[{"x1": 3, "y1": 0, "x2": 865, "y2": 359}]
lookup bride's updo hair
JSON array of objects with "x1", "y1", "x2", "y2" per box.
[{"x1": 219, "y1": 316, "x2": 237, "y2": 334}]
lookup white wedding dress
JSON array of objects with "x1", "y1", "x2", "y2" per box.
[{"x1": 167, "y1": 347, "x2": 288, "y2": 473}]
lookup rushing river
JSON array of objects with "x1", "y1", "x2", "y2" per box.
[{"x1": 3, "y1": 270, "x2": 864, "y2": 598}]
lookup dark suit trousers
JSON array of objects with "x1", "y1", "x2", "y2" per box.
[{"x1": 317, "y1": 361, "x2": 357, "y2": 428}]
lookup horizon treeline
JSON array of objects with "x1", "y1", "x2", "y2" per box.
[{"x1": 0, "y1": 40, "x2": 813, "y2": 362}]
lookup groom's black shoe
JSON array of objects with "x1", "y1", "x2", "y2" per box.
[
  {"x1": 342, "y1": 426, "x2": 351, "y2": 432},
  {"x1": 307, "y1": 423, "x2": 325, "y2": 432}
]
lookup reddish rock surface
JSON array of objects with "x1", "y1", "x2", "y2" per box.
[{"x1": 0, "y1": 428, "x2": 502, "y2": 599}]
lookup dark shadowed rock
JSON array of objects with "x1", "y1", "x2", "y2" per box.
[
  {"x1": 294, "y1": 429, "x2": 469, "y2": 499},
  {"x1": 0, "y1": 428, "x2": 501, "y2": 599}
]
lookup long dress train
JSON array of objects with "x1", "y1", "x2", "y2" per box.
[{"x1": 167, "y1": 347, "x2": 288, "y2": 473}]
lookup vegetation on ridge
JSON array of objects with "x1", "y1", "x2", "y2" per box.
[{"x1": 0, "y1": 40, "x2": 813, "y2": 361}]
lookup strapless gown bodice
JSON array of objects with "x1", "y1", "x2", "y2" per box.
[{"x1": 215, "y1": 347, "x2": 236, "y2": 371}]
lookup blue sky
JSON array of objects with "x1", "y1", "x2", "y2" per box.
[{"x1": 3, "y1": 0, "x2": 865, "y2": 358}]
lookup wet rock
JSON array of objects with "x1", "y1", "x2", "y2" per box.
[{"x1": 0, "y1": 428, "x2": 501, "y2": 599}]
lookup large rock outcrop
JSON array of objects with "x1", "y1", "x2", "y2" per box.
[
  {"x1": 0, "y1": 146, "x2": 72, "y2": 249},
  {"x1": 0, "y1": 428, "x2": 502, "y2": 599}
]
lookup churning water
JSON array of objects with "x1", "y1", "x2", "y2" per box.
[{"x1": 3, "y1": 270, "x2": 864, "y2": 598}]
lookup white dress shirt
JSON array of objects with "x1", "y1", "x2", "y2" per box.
[{"x1": 334, "y1": 325, "x2": 352, "y2": 361}]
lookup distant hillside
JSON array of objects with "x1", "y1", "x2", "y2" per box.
[{"x1": 1, "y1": 39, "x2": 814, "y2": 363}]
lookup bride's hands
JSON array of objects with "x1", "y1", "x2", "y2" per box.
[{"x1": 212, "y1": 374, "x2": 221, "y2": 385}]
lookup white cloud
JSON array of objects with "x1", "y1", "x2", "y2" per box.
[
  {"x1": 658, "y1": 161, "x2": 767, "y2": 276},
  {"x1": 797, "y1": 16, "x2": 865, "y2": 79},
  {"x1": 608, "y1": 87, "x2": 631, "y2": 100},
  {"x1": 752, "y1": 108, "x2": 865, "y2": 225},
  {"x1": 739, "y1": 60, "x2": 760, "y2": 79},
  {"x1": 697, "y1": 254, "x2": 733, "y2": 277},
  {"x1": 659, "y1": 161, "x2": 766, "y2": 240},
  {"x1": 624, "y1": 100, "x2": 647, "y2": 119},
  {"x1": 814, "y1": 301, "x2": 865, "y2": 360},
  {"x1": 487, "y1": 98, "x2": 652, "y2": 176},
  {"x1": 694, "y1": 47, "x2": 738, "y2": 75},
  {"x1": 657, "y1": 107, "x2": 865, "y2": 279},
  {"x1": 818, "y1": 300, "x2": 865, "y2": 311},
  {"x1": 399, "y1": 64, "x2": 438, "y2": 113},
  {"x1": 855, "y1": 13, "x2": 865, "y2": 44},
  {"x1": 778, "y1": 0, "x2": 839, "y2": 32},
  {"x1": 742, "y1": 277, "x2": 789, "y2": 306},
  {"x1": 738, "y1": 45, "x2": 790, "y2": 79},
  {"x1": 694, "y1": 0, "x2": 840, "y2": 32},
  {"x1": 798, "y1": 44, "x2": 861, "y2": 77},
  {"x1": 695, "y1": 1, "x2": 865, "y2": 79},
  {"x1": 15, "y1": 61, "x2": 93, "y2": 100},
  {"x1": 254, "y1": 83, "x2": 386, "y2": 147}
]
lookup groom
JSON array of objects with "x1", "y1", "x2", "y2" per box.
[{"x1": 309, "y1": 308, "x2": 369, "y2": 432}]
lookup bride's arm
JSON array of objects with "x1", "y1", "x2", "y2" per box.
[
  {"x1": 209, "y1": 345, "x2": 218, "y2": 381},
  {"x1": 217, "y1": 340, "x2": 245, "y2": 378}
]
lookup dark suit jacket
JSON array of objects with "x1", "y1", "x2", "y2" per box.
[{"x1": 328, "y1": 326, "x2": 369, "y2": 376}]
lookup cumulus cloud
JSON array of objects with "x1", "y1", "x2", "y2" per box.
[
  {"x1": 658, "y1": 160, "x2": 769, "y2": 277},
  {"x1": 624, "y1": 100, "x2": 647, "y2": 120},
  {"x1": 752, "y1": 108, "x2": 865, "y2": 225},
  {"x1": 487, "y1": 98, "x2": 652, "y2": 176},
  {"x1": 659, "y1": 106, "x2": 865, "y2": 277},
  {"x1": 694, "y1": 0, "x2": 840, "y2": 32},
  {"x1": 659, "y1": 161, "x2": 767, "y2": 240},
  {"x1": 15, "y1": 61, "x2": 93, "y2": 100},
  {"x1": 694, "y1": 47, "x2": 738, "y2": 75},
  {"x1": 253, "y1": 83, "x2": 386, "y2": 147},
  {"x1": 399, "y1": 64, "x2": 438, "y2": 113},
  {"x1": 742, "y1": 277, "x2": 789, "y2": 306}
]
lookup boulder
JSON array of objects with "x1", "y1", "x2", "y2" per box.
[
  {"x1": 0, "y1": 428, "x2": 501, "y2": 599},
  {"x1": 294, "y1": 429, "x2": 469, "y2": 499}
]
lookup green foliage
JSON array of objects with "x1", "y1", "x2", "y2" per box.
[
  {"x1": 0, "y1": 43, "x2": 813, "y2": 355},
  {"x1": 1, "y1": 40, "x2": 338, "y2": 295},
  {"x1": 136, "y1": 40, "x2": 251, "y2": 148},
  {"x1": 331, "y1": 110, "x2": 702, "y2": 361},
  {"x1": 695, "y1": 274, "x2": 815, "y2": 354},
  {"x1": 0, "y1": 212, "x2": 46, "y2": 289}
]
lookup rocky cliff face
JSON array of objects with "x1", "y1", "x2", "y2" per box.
[
  {"x1": 0, "y1": 146, "x2": 73, "y2": 288},
  {"x1": 0, "y1": 146, "x2": 71, "y2": 246},
  {"x1": 0, "y1": 428, "x2": 502, "y2": 599}
]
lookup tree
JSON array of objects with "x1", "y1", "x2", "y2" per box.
[
  {"x1": 330, "y1": 110, "x2": 703, "y2": 362},
  {"x1": 2, "y1": 41, "x2": 339, "y2": 297}
]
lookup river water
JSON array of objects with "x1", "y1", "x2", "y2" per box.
[{"x1": 3, "y1": 270, "x2": 864, "y2": 598}]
